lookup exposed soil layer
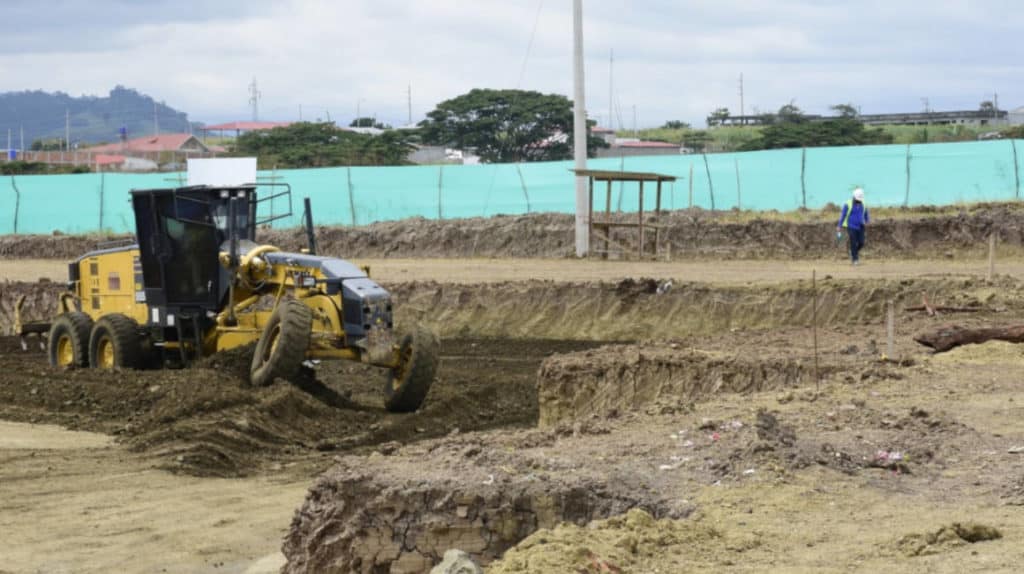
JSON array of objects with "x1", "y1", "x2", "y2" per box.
[
  {"x1": 4, "y1": 202, "x2": 1024, "y2": 260},
  {"x1": 8, "y1": 275, "x2": 1023, "y2": 340},
  {"x1": 537, "y1": 344, "x2": 817, "y2": 427}
]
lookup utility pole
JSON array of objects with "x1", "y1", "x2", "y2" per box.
[
  {"x1": 65, "y1": 108, "x2": 70, "y2": 151},
  {"x1": 738, "y1": 73, "x2": 745, "y2": 125},
  {"x1": 632, "y1": 105, "x2": 637, "y2": 137},
  {"x1": 299, "y1": 104, "x2": 303, "y2": 121},
  {"x1": 6, "y1": 129, "x2": 10, "y2": 161},
  {"x1": 572, "y1": 0, "x2": 589, "y2": 257},
  {"x1": 608, "y1": 48, "x2": 613, "y2": 131},
  {"x1": 19, "y1": 125, "x2": 24, "y2": 153},
  {"x1": 248, "y1": 77, "x2": 261, "y2": 122},
  {"x1": 153, "y1": 101, "x2": 159, "y2": 137},
  {"x1": 408, "y1": 84, "x2": 413, "y2": 125}
]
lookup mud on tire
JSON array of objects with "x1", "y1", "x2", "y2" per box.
[
  {"x1": 89, "y1": 314, "x2": 143, "y2": 369},
  {"x1": 47, "y1": 312, "x2": 94, "y2": 368},
  {"x1": 250, "y1": 300, "x2": 313, "y2": 387},
  {"x1": 384, "y1": 327, "x2": 439, "y2": 413}
]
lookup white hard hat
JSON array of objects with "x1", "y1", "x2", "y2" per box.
[{"x1": 852, "y1": 188, "x2": 865, "y2": 201}]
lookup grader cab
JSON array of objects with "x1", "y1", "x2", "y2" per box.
[{"x1": 38, "y1": 184, "x2": 437, "y2": 412}]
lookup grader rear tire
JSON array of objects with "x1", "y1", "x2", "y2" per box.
[
  {"x1": 88, "y1": 314, "x2": 142, "y2": 369},
  {"x1": 47, "y1": 312, "x2": 93, "y2": 368},
  {"x1": 383, "y1": 327, "x2": 439, "y2": 413},
  {"x1": 250, "y1": 300, "x2": 313, "y2": 387}
]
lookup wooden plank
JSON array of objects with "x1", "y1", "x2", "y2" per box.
[
  {"x1": 638, "y1": 180, "x2": 645, "y2": 258},
  {"x1": 605, "y1": 180, "x2": 612, "y2": 259},
  {"x1": 655, "y1": 180, "x2": 663, "y2": 257}
]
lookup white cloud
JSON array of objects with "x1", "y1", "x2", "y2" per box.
[{"x1": 0, "y1": 0, "x2": 1020, "y2": 128}]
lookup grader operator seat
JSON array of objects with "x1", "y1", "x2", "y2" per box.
[{"x1": 131, "y1": 185, "x2": 265, "y2": 314}]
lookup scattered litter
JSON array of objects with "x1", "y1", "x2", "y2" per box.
[
  {"x1": 742, "y1": 468, "x2": 756, "y2": 475},
  {"x1": 875, "y1": 450, "x2": 904, "y2": 463},
  {"x1": 722, "y1": 420, "x2": 744, "y2": 431},
  {"x1": 482, "y1": 474, "x2": 494, "y2": 485},
  {"x1": 710, "y1": 432, "x2": 721, "y2": 442},
  {"x1": 656, "y1": 280, "x2": 673, "y2": 295},
  {"x1": 1009, "y1": 446, "x2": 1024, "y2": 454},
  {"x1": 681, "y1": 439, "x2": 695, "y2": 448}
]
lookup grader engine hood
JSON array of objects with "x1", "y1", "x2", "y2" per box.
[{"x1": 261, "y1": 251, "x2": 394, "y2": 344}]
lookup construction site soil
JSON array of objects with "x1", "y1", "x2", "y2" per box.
[
  {"x1": 3, "y1": 202, "x2": 1024, "y2": 261},
  {"x1": 3, "y1": 207, "x2": 1024, "y2": 572}
]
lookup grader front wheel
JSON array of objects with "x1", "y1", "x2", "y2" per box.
[
  {"x1": 250, "y1": 300, "x2": 313, "y2": 387},
  {"x1": 383, "y1": 327, "x2": 439, "y2": 413}
]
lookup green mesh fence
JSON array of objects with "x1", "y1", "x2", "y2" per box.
[{"x1": 2, "y1": 139, "x2": 1021, "y2": 235}]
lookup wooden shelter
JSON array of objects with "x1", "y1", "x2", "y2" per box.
[{"x1": 573, "y1": 169, "x2": 677, "y2": 259}]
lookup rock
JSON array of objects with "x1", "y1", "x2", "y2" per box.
[
  {"x1": 1008, "y1": 446, "x2": 1024, "y2": 454},
  {"x1": 429, "y1": 549, "x2": 483, "y2": 574}
]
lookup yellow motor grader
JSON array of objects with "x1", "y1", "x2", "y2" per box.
[{"x1": 32, "y1": 184, "x2": 437, "y2": 412}]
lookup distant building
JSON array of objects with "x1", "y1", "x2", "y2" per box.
[
  {"x1": 708, "y1": 110, "x2": 1011, "y2": 128},
  {"x1": 201, "y1": 121, "x2": 293, "y2": 138},
  {"x1": 1010, "y1": 106, "x2": 1024, "y2": 126},
  {"x1": 592, "y1": 129, "x2": 682, "y2": 158},
  {"x1": 89, "y1": 134, "x2": 210, "y2": 154},
  {"x1": 857, "y1": 110, "x2": 1009, "y2": 127}
]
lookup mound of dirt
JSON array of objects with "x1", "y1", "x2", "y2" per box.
[
  {"x1": 536, "y1": 344, "x2": 815, "y2": 427},
  {"x1": 5, "y1": 202, "x2": 1024, "y2": 260},
  {"x1": 897, "y1": 523, "x2": 1003, "y2": 557},
  {"x1": 282, "y1": 425, "x2": 692, "y2": 574},
  {"x1": 486, "y1": 509, "x2": 727, "y2": 574},
  {"x1": 0, "y1": 336, "x2": 595, "y2": 477}
]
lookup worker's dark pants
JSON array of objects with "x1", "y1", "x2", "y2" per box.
[{"x1": 847, "y1": 227, "x2": 865, "y2": 262}]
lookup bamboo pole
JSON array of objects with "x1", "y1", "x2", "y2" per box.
[{"x1": 688, "y1": 162, "x2": 694, "y2": 208}]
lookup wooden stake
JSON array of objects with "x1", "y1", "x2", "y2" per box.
[
  {"x1": 988, "y1": 232, "x2": 997, "y2": 282},
  {"x1": 812, "y1": 269, "x2": 820, "y2": 392},
  {"x1": 886, "y1": 300, "x2": 895, "y2": 360}
]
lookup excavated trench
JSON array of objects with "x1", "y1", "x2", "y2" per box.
[{"x1": 3, "y1": 274, "x2": 1024, "y2": 571}]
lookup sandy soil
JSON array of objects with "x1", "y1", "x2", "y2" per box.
[
  {"x1": 0, "y1": 420, "x2": 306, "y2": 574},
  {"x1": 4, "y1": 256, "x2": 1024, "y2": 285}
]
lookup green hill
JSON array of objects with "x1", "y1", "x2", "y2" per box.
[{"x1": 0, "y1": 86, "x2": 195, "y2": 149}]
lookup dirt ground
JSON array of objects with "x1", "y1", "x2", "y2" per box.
[
  {"x1": 5, "y1": 256, "x2": 1024, "y2": 285},
  {"x1": 3, "y1": 208, "x2": 1024, "y2": 572}
]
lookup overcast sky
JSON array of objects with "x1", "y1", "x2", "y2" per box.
[{"x1": 1, "y1": 0, "x2": 1021, "y2": 129}]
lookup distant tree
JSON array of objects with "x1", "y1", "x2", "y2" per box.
[
  {"x1": 777, "y1": 102, "x2": 806, "y2": 123},
  {"x1": 1001, "y1": 125, "x2": 1024, "y2": 139},
  {"x1": 349, "y1": 117, "x2": 389, "y2": 129},
  {"x1": 979, "y1": 100, "x2": 997, "y2": 116},
  {"x1": 418, "y1": 89, "x2": 606, "y2": 163},
  {"x1": 739, "y1": 117, "x2": 892, "y2": 151},
  {"x1": 707, "y1": 107, "x2": 731, "y2": 127},
  {"x1": 831, "y1": 103, "x2": 858, "y2": 118},
  {"x1": 231, "y1": 122, "x2": 414, "y2": 168},
  {"x1": 661, "y1": 120, "x2": 691, "y2": 130},
  {"x1": 680, "y1": 130, "x2": 713, "y2": 152}
]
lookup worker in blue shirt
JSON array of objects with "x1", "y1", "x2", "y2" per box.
[{"x1": 836, "y1": 188, "x2": 869, "y2": 265}]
